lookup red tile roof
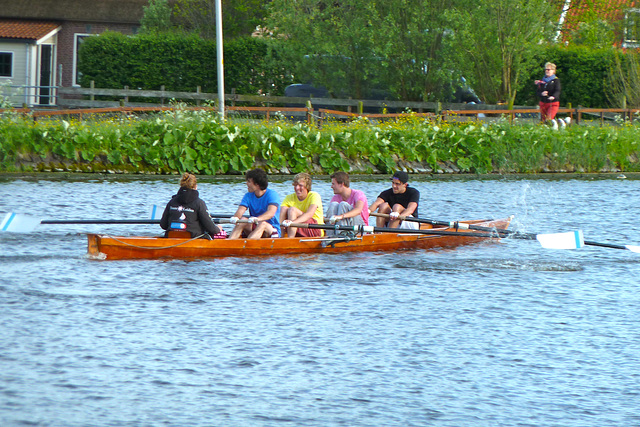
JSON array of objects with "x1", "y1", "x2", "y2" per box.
[
  {"x1": 560, "y1": 0, "x2": 638, "y2": 36},
  {"x1": 0, "y1": 20, "x2": 60, "y2": 41}
]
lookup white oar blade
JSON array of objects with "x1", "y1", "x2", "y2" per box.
[
  {"x1": 150, "y1": 204, "x2": 162, "y2": 220},
  {"x1": 1, "y1": 213, "x2": 42, "y2": 233},
  {"x1": 536, "y1": 230, "x2": 585, "y2": 250},
  {"x1": 624, "y1": 245, "x2": 640, "y2": 253}
]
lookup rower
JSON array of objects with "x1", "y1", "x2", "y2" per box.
[
  {"x1": 368, "y1": 171, "x2": 420, "y2": 229},
  {"x1": 325, "y1": 171, "x2": 369, "y2": 236},
  {"x1": 280, "y1": 173, "x2": 325, "y2": 237},
  {"x1": 160, "y1": 173, "x2": 221, "y2": 238},
  {"x1": 228, "y1": 168, "x2": 281, "y2": 239}
]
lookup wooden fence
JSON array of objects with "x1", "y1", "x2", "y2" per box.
[{"x1": 1, "y1": 84, "x2": 638, "y2": 126}]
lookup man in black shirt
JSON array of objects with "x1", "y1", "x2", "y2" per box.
[{"x1": 368, "y1": 171, "x2": 420, "y2": 229}]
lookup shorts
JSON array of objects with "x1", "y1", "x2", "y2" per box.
[{"x1": 295, "y1": 218, "x2": 322, "y2": 237}]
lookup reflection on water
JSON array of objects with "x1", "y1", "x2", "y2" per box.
[{"x1": 1, "y1": 174, "x2": 640, "y2": 426}]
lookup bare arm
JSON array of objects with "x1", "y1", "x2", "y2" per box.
[
  {"x1": 255, "y1": 204, "x2": 278, "y2": 222},
  {"x1": 399, "y1": 201, "x2": 418, "y2": 217},
  {"x1": 232, "y1": 206, "x2": 247, "y2": 219},
  {"x1": 339, "y1": 200, "x2": 365, "y2": 219},
  {"x1": 295, "y1": 204, "x2": 318, "y2": 224},
  {"x1": 369, "y1": 197, "x2": 385, "y2": 213}
]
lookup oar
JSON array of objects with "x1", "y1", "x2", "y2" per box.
[
  {"x1": 150, "y1": 204, "x2": 244, "y2": 220},
  {"x1": 290, "y1": 221, "x2": 592, "y2": 250},
  {"x1": 0, "y1": 213, "x2": 246, "y2": 233},
  {"x1": 289, "y1": 222, "x2": 525, "y2": 240},
  {"x1": 371, "y1": 212, "x2": 640, "y2": 253}
]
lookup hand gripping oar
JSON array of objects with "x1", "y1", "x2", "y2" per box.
[{"x1": 371, "y1": 212, "x2": 640, "y2": 253}]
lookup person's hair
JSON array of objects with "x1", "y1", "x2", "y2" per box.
[
  {"x1": 330, "y1": 171, "x2": 350, "y2": 187},
  {"x1": 246, "y1": 168, "x2": 268, "y2": 190},
  {"x1": 545, "y1": 62, "x2": 556, "y2": 71},
  {"x1": 293, "y1": 172, "x2": 312, "y2": 191},
  {"x1": 179, "y1": 172, "x2": 197, "y2": 189}
]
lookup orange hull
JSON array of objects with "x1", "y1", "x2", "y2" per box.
[{"x1": 87, "y1": 218, "x2": 511, "y2": 260}]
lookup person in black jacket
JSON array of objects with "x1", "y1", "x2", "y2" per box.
[
  {"x1": 160, "y1": 173, "x2": 220, "y2": 238},
  {"x1": 535, "y1": 62, "x2": 563, "y2": 128}
]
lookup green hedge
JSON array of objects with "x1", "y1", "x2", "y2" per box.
[
  {"x1": 78, "y1": 34, "x2": 639, "y2": 108},
  {"x1": 515, "y1": 45, "x2": 620, "y2": 108},
  {"x1": 2, "y1": 110, "x2": 640, "y2": 174},
  {"x1": 78, "y1": 32, "x2": 293, "y2": 95}
]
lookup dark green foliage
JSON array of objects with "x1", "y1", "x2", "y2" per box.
[
  {"x1": 515, "y1": 45, "x2": 617, "y2": 108},
  {"x1": 78, "y1": 32, "x2": 293, "y2": 95},
  {"x1": 3, "y1": 111, "x2": 640, "y2": 174}
]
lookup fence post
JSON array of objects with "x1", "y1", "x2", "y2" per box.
[
  {"x1": 306, "y1": 100, "x2": 314, "y2": 126},
  {"x1": 196, "y1": 86, "x2": 201, "y2": 107},
  {"x1": 577, "y1": 106, "x2": 582, "y2": 125},
  {"x1": 160, "y1": 85, "x2": 165, "y2": 106},
  {"x1": 358, "y1": 101, "x2": 363, "y2": 115},
  {"x1": 124, "y1": 86, "x2": 129, "y2": 104},
  {"x1": 90, "y1": 80, "x2": 95, "y2": 102}
]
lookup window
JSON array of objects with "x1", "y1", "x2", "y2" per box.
[
  {"x1": 73, "y1": 34, "x2": 91, "y2": 86},
  {"x1": 0, "y1": 52, "x2": 12, "y2": 77},
  {"x1": 624, "y1": 9, "x2": 640, "y2": 47}
]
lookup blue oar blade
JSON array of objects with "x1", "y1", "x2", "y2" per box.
[
  {"x1": 536, "y1": 230, "x2": 584, "y2": 250},
  {"x1": 1, "y1": 213, "x2": 42, "y2": 233},
  {"x1": 150, "y1": 204, "x2": 162, "y2": 220}
]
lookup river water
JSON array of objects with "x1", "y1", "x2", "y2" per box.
[{"x1": 1, "y1": 174, "x2": 640, "y2": 426}]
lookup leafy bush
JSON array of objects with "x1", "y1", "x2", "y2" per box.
[
  {"x1": 515, "y1": 45, "x2": 617, "y2": 108},
  {"x1": 78, "y1": 32, "x2": 293, "y2": 95},
  {"x1": 2, "y1": 110, "x2": 640, "y2": 174}
]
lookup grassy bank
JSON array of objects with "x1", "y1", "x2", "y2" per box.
[{"x1": 1, "y1": 108, "x2": 639, "y2": 175}]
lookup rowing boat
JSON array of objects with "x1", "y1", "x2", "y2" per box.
[{"x1": 86, "y1": 217, "x2": 512, "y2": 260}]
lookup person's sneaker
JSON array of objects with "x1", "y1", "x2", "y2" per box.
[
  {"x1": 559, "y1": 118, "x2": 566, "y2": 128},
  {"x1": 551, "y1": 119, "x2": 558, "y2": 130},
  {"x1": 564, "y1": 117, "x2": 571, "y2": 125}
]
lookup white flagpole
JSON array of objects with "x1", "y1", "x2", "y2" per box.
[{"x1": 215, "y1": 0, "x2": 225, "y2": 120}]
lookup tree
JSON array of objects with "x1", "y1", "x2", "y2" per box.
[
  {"x1": 445, "y1": 0, "x2": 555, "y2": 107},
  {"x1": 268, "y1": 0, "x2": 461, "y2": 101},
  {"x1": 268, "y1": 0, "x2": 381, "y2": 99},
  {"x1": 140, "y1": 0, "x2": 173, "y2": 34},
  {"x1": 367, "y1": 0, "x2": 457, "y2": 102},
  {"x1": 173, "y1": 0, "x2": 269, "y2": 39}
]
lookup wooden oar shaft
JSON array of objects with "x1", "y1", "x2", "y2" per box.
[
  {"x1": 289, "y1": 222, "x2": 519, "y2": 240},
  {"x1": 371, "y1": 212, "x2": 499, "y2": 232}
]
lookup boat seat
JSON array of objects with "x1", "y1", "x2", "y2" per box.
[{"x1": 166, "y1": 230, "x2": 192, "y2": 238}]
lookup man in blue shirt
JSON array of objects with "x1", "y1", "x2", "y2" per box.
[{"x1": 229, "y1": 169, "x2": 281, "y2": 239}]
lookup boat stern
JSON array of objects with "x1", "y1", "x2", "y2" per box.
[{"x1": 86, "y1": 234, "x2": 107, "y2": 260}]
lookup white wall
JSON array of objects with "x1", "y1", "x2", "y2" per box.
[{"x1": 0, "y1": 40, "x2": 31, "y2": 106}]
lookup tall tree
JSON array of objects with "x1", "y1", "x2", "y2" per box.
[
  {"x1": 268, "y1": 0, "x2": 460, "y2": 101},
  {"x1": 173, "y1": 0, "x2": 269, "y2": 39},
  {"x1": 367, "y1": 0, "x2": 456, "y2": 101},
  {"x1": 268, "y1": 0, "x2": 382, "y2": 99},
  {"x1": 445, "y1": 0, "x2": 554, "y2": 107},
  {"x1": 140, "y1": 0, "x2": 173, "y2": 34}
]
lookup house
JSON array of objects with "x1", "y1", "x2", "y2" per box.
[
  {"x1": 0, "y1": 0, "x2": 169, "y2": 107},
  {"x1": 556, "y1": 0, "x2": 640, "y2": 47}
]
